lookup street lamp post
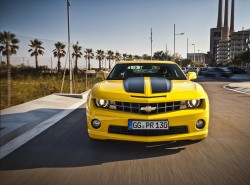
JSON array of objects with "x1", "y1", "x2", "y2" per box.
[
  {"x1": 85, "y1": 58, "x2": 87, "y2": 90},
  {"x1": 67, "y1": 0, "x2": 73, "y2": 94},
  {"x1": 192, "y1": 44, "x2": 195, "y2": 62},
  {"x1": 198, "y1": 49, "x2": 200, "y2": 63},
  {"x1": 187, "y1": 40, "x2": 194, "y2": 61},
  {"x1": 150, "y1": 28, "x2": 153, "y2": 60},
  {"x1": 174, "y1": 24, "x2": 184, "y2": 56}
]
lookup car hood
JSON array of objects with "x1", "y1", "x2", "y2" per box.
[
  {"x1": 91, "y1": 78, "x2": 204, "y2": 102},
  {"x1": 98, "y1": 79, "x2": 196, "y2": 94}
]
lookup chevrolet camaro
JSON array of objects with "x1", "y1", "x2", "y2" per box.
[{"x1": 86, "y1": 61, "x2": 209, "y2": 142}]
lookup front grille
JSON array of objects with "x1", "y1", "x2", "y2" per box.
[
  {"x1": 108, "y1": 125, "x2": 188, "y2": 136},
  {"x1": 115, "y1": 101, "x2": 181, "y2": 115}
]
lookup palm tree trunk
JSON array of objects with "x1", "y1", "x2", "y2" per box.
[
  {"x1": 7, "y1": 51, "x2": 11, "y2": 106},
  {"x1": 57, "y1": 59, "x2": 61, "y2": 72},
  {"x1": 109, "y1": 59, "x2": 111, "y2": 69},
  {"x1": 74, "y1": 58, "x2": 78, "y2": 74},
  {"x1": 88, "y1": 58, "x2": 90, "y2": 70},
  {"x1": 75, "y1": 58, "x2": 78, "y2": 69},
  {"x1": 35, "y1": 55, "x2": 38, "y2": 69},
  {"x1": 99, "y1": 59, "x2": 101, "y2": 69}
]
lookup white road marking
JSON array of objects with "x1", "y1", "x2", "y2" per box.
[{"x1": 223, "y1": 85, "x2": 250, "y2": 95}]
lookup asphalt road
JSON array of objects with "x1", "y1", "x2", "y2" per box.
[{"x1": 0, "y1": 77, "x2": 250, "y2": 185}]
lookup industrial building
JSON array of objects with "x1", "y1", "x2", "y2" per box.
[{"x1": 209, "y1": 0, "x2": 249, "y2": 65}]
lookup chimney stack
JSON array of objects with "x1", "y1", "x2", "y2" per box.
[
  {"x1": 217, "y1": 0, "x2": 223, "y2": 28},
  {"x1": 230, "y1": 0, "x2": 235, "y2": 35},
  {"x1": 222, "y1": 0, "x2": 229, "y2": 40}
]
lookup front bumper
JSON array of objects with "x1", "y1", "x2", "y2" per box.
[{"x1": 86, "y1": 102, "x2": 209, "y2": 142}]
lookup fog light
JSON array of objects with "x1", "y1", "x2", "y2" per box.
[
  {"x1": 196, "y1": 119, "x2": 205, "y2": 129},
  {"x1": 92, "y1": 119, "x2": 101, "y2": 129}
]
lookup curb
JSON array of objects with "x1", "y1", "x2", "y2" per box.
[
  {"x1": 0, "y1": 90, "x2": 90, "y2": 159},
  {"x1": 53, "y1": 93, "x2": 84, "y2": 99}
]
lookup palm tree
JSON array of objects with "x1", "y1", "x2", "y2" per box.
[
  {"x1": 127, "y1": 54, "x2": 133, "y2": 61},
  {"x1": 153, "y1": 51, "x2": 171, "y2": 61},
  {"x1": 0, "y1": 31, "x2": 19, "y2": 106},
  {"x1": 238, "y1": 50, "x2": 250, "y2": 67},
  {"x1": 231, "y1": 55, "x2": 241, "y2": 66},
  {"x1": 96, "y1": 50, "x2": 105, "y2": 69},
  {"x1": 142, "y1": 54, "x2": 151, "y2": 60},
  {"x1": 106, "y1": 50, "x2": 114, "y2": 69},
  {"x1": 72, "y1": 41, "x2": 83, "y2": 74},
  {"x1": 53, "y1": 42, "x2": 66, "y2": 72},
  {"x1": 114, "y1": 51, "x2": 121, "y2": 63},
  {"x1": 134, "y1": 55, "x2": 141, "y2": 60},
  {"x1": 84, "y1": 48, "x2": 94, "y2": 70},
  {"x1": 28, "y1": 39, "x2": 44, "y2": 69},
  {"x1": 122, "y1": 53, "x2": 127, "y2": 61}
]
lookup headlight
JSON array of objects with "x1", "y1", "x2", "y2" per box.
[
  {"x1": 180, "y1": 99, "x2": 201, "y2": 109},
  {"x1": 94, "y1": 99, "x2": 116, "y2": 109},
  {"x1": 187, "y1": 99, "x2": 201, "y2": 108},
  {"x1": 95, "y1": 99, "x2": 109, "y2": 108}
]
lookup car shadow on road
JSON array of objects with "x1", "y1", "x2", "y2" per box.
[{"x1": 0, "y1": 108, "x2": 202, "y2": 170}]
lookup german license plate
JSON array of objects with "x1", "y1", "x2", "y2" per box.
[{"x1": 128, "y1": 120, "x2": 169, "y2": 130}]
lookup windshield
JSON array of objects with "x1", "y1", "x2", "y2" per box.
[{"x1": 107, "y1": 63, "x2": 187, "y2": 80}]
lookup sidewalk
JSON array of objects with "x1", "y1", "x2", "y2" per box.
[
  {"x1": 224, "y1": 82, "x2": 250, "y2": 94},
  {"x1": 0, "y1": 91, "x2": 90, "y2": 159}
]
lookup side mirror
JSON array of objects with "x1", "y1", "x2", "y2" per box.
[{"x1": 187, "y1": 72, "x2": 197, "y2": 81}]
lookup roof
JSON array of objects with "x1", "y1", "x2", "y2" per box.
[{"x1": 117, "y1": 60, "x2": 175, "y2": 64}]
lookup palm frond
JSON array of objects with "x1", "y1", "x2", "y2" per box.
[{"x1": 0, "y1": 31, "x2": 19, "y2": 56}]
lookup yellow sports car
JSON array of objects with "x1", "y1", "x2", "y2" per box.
[{"x1": 86, "y1": 61, "x2": 209, "y2": 142}]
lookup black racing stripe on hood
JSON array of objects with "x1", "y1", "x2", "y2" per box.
[
  {"x1": 123, "y1": 77, "x2": 144, "y2": 93},
  {"x1": 150, "y1": 77, "x2": 172, "y2": 93}
]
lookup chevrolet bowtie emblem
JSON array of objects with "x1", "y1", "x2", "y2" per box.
[{"x1": 140, "y1": 106, "x2": 156, "y2": 113}]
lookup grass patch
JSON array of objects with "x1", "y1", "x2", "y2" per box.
[{"x1": 0, "y1": 74, "x2": 97, "y2": 110}]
